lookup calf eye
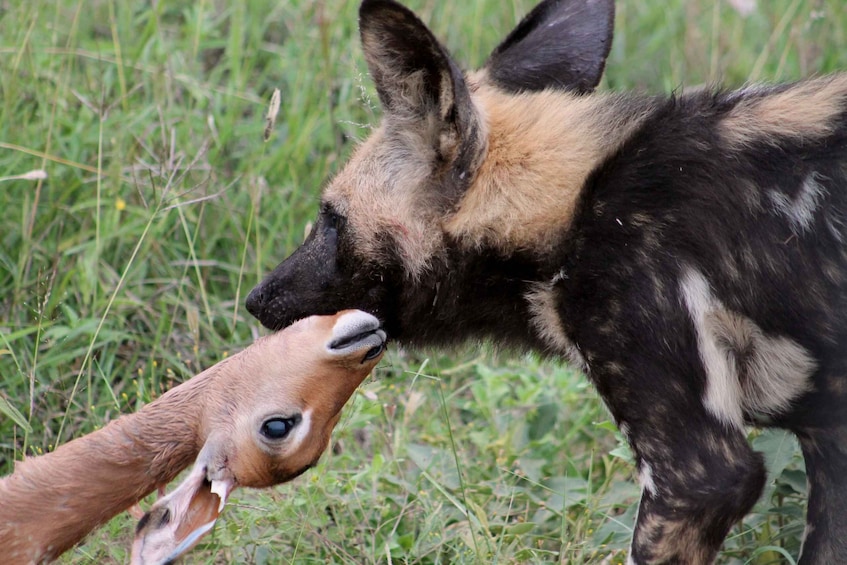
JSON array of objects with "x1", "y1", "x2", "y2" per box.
[
  {"x1": 158, "y1": 508, "x2": 171, "y2": 527},
  {"x1": 260, "y1": 415, "x2": 301, "y2": 440}
]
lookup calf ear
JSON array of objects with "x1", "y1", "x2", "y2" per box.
[
  {"x1": 485, "y1": 0, "x2": 614, "y2": 94},
  {"x1": 359, "y1": 0, "x2": 485, "y2": 193}
]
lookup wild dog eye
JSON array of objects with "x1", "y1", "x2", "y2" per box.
[
  {"x1": 260, "y1": 415, "x2": 302, "y2": 440},
  {"x1": 321, "y1": 203, "x2": 343, "y2": 230}
]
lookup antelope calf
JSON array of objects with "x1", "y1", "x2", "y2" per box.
[
  {"x1": 0, "y1": 311, "x2": 385, "y2": 565},
  {"x1": 245, "y1": 0, "x2": 847, "y2": 562}
]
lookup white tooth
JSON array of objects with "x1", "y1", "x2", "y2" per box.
[{"x1": 210, "y1": 479, "x2": 230, "y2": 512}]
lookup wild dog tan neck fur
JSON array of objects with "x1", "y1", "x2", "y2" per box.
[
  {"x1": 328, "y1": 77, "x2": 652, "y2": 279},
  {"x1": 447, "y1": 77, "x2": 652, "y2": 255}
]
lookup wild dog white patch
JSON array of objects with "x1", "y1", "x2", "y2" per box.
[
  {"x1": 680, "y1": 269, "x2": 744, "y2": 428},
  {"x1": 707, "y1": 309, "x2": 815, "y2": 418},
  {"x1": 825, "y1": 209, "x2": 847, "y2": 245},
  {"x1": 639, "y1": 462, "x2": 657, "y2": 497},
  {"x1": 769, "y1": 172, "x2": 827, "y2": 234},
  {"x1": 525, "y1": 281, "x2": 587, "y2": 371},
  {"x1": 680, "y1": 268, "x2": 815, "y2": 428}
]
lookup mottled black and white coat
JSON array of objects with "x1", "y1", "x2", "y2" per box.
[{"x1": 246, "y1": 0, "x2": 847, "y2": 562}]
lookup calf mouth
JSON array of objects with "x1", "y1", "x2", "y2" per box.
[{"x1": 327, "y1": 311, "x2": 388, "y2": 362}]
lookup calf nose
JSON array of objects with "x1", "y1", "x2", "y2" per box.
[{"x1": 327, "y1": 311, "x2": 386, "y2": 359}]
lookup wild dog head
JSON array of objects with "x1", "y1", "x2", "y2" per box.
[{"x1": 246, "y1": 0, "x2": 615, "y2": 344}]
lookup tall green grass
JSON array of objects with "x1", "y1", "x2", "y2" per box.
[{"x1": 1, "y1": 0, "x2": 845, "y2": 562}]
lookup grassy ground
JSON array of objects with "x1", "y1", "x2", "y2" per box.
[{"x1": 1, "y1": 0, "x2": 845, "y2": 563}]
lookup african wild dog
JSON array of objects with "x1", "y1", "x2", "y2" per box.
[{"x1": 246, "y1": 0, "x2": 847, "y2": 562}]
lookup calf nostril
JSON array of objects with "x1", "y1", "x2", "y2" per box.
[{"x1": 362, "y1": 342, "x2": 385, "y2": 362}]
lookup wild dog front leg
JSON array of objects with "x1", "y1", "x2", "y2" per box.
[
  {"x1": 628, "y1": 429, "x2": 765, "y2": 564},
  {"x1": 593, "y1": 364, "x2": 766, "y2": 564}
]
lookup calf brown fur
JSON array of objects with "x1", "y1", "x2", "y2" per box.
[{"x1": 0, "y1": 311, "x2": 385, "y2": 564}]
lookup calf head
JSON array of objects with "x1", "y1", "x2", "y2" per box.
[
  {"x1": 245, "y1": 0, "x2": 614, "y2": 341},
  {"x1": 131, "y1": 310, "x2": 385, "y2": 565}
]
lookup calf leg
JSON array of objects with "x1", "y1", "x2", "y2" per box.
[{"x1": 796, "y1": 429, "x2": 847, "y2": 564}]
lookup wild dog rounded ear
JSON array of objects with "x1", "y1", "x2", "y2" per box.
[
  {"x1": 359, "y1": 0, "x2": 464, "y2": 120},
  {"x1": 359, "y1": 0, "x2": 485, "y2": 197},
  {"x1": 485, "y1": 0, "x2": 615, "y2": 94}
]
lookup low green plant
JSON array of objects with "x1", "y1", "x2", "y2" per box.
[{"x1": 1, "y1": 1, "x2": 843, "y2": 562}]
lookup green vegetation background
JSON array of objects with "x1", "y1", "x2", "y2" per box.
[{"x1": 1, "y1": 0, "x2": 844, "y2": 562}]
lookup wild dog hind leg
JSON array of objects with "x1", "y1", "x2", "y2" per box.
[
  {"x1": 791, "y1": 388, "x2": 847, "y2": 565},
  {"x1": 796, "y1": 425, "x2": 847, "y2": 563}
]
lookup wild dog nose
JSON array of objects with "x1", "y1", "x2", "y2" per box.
[
  {"x1": 327, "y1": 311, "x2": 387, "y2": 362},
  {"x1": 245, "y1": 285, "x2": 266, "y2": 318}
]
